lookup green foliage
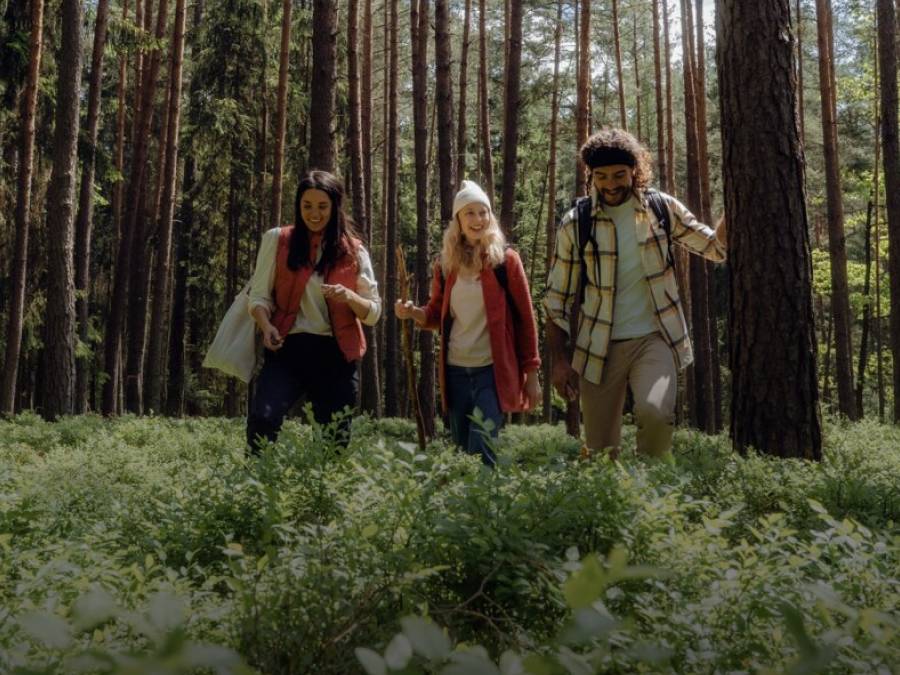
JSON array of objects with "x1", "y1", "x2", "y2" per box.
[{"x1": 1, "y1": 414, "x2": 898, "y2": 673}]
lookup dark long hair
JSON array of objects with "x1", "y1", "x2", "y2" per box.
[{"x1": 289, "y1": 170, "x2": 359, "y2": 273}]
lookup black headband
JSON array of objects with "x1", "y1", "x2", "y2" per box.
[{"x1": 586, "y1": 147, "x2": 636, "y2": 168}]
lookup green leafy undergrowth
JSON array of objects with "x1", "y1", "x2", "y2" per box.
[{"x1": 0, "y1": 412, "x2": 897, "y2": 673}]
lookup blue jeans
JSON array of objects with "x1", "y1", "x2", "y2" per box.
[{"x1": 446, "y1": 364, "x2": 503, "y2": 466}]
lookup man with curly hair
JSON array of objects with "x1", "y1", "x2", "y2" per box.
[{"x1": 544, "y1": 128, "x2": 727, "y2": 460}]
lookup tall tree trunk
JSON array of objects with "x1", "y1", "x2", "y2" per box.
[
  {"x1": 498, "y1": 0, "x2": 522, "y2": 239},
  {"x1": 694, "y1": 0, "x2": 721, "y2": 431},
  {"x1": 477, "y1": 0, "x2": 494, "y2": 204},
  {"x1": 412, "y1": 0, "x2": 435, "y2": 435},
  {"x1": 271, "y1": 0, "x2": 291, "y2": 227},
  {"x1": 796, "y1": 0, "x2": 805, "y2": 144},
  {"x1": 111, "y1": 0, "x2": 130, "y2": 246},
  {"x1": 612, "y1": 0, "x2": 627, "y2": 130},
  {"x1": 873, "y1": 21, "x2": 885, "y2": 421},
  {"x1": 632, "y1": 14, "x2": 642, "y2": 141},
  {"x1": 877, "y1": 0, "x2": 900, "y2": 423},
  {"x1": 815, "y1": 0, "x2": 856, "y2": 419},
  {"x1": 73, "y1": 0, "x2": 111, "y2": 413},
  {"x1": 575, "y1": 0, "x2": 590, "y2": 194},
  {"x1": 680, "y1": 0, "x2": 714, "y2": 433},
  {"x1": 384, "y1": 0, "x2": 400, "y2": 416},
  {"x1": 663, "y1": 0, "x2": 674, "y2": 193},
  {"x1": 41, "y1": 0, "x2": 83, "y2": 419},
  {"x1": 542, "y1": 0, "x2": 564, "y2": 423},
  {"x1": 166, "y1": 154, "x2": 193, "y2": 416},
  {"x1": 717, "y1": 0, "x2": 822, "y2": 459},
  {"x1": 145, "y1": 0, "x2": 187, "y2": 413},
  {"x1": 856, "y1": 200, "x2": 874, "y2": 415},
  {"x1": 103, "y1": 0, "x2": 168, "y2": 415},
  {"x1": 308, "y1": 0, "x2": 337, "y2": 171},
  {"x1": 456, "y1": 0, "x2": 472, "y2": 184},
  {"x1": 0, "y1": 0, "x2": 44, "y2": 416},
  {"x1": 435, "y1": 0, "x2": 455, "y2": 219},
  {"x1": 652, "y1": 0, "x2": 665, "y2": 192}
]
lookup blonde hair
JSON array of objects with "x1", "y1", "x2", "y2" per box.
[{"x1": 440, "y1": 211, "x2": 507, "y2": 276}]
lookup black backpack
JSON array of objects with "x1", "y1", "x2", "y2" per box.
[{"x1": 572, "y1": 188, "x2": 674, "y2": 303}]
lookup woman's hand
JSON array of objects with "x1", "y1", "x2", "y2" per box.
[
  {"x1": 394, "y1": 300, "x2": 426, "y2": 325},
  {"x1": 321, "y1": 283, "x2": 359, "y2": 305},
  {"x1": 522, "y1": 370, "x2": 542, "y2": 411},
  {"x1": 261, "y1": 323, "x2": 283, "y2": 351}
]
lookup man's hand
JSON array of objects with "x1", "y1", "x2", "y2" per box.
[
  {"x1": 715, "y1": 214, "x2": 726, "y2": 248},
  {"x1": 551, "y1": 358, "x2": 579, "y2": 402}
]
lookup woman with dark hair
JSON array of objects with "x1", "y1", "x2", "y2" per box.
[{"x1": 246, "y1": 170, "x2": 381, "y2": 453}]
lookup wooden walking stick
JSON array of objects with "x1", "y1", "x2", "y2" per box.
[{"x1": 396, "y1": 245, "x2": 428, "y2": 451}]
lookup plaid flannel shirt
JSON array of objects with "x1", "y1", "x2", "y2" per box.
[{"x1": 543, "y1": 188, "x2": 726, "y2": 385}]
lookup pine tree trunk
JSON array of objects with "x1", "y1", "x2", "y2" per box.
[
  {"x1": 412, "y1": 0, "x2": 435, "y2": 435},
  {"x1": 103, "y1": 0, "x2": 168, "y2": 415},
  {"x1": 815, "y1": 0, "x2": 856, "y2": 419},
  {"x1": 796, "y1": 0, "x2": 805, "y2": 144},
  {"x1": 612, "y1": 0, "x2": 627, "y2": 130},
  {"x1": 73, "y1": 0, "x2": 111, "y2": 413},
  {"x1": 575, "y1": 0, "x2": 590, "y2": 194},
  {"x1": 0, "y1": 0, "x2": 44, "y2": 416},
  {"x1": 384, "y1": 0, "x2": 400, "y2": 416},
  {"x1": 309, "y1": 0, "x2": 337, "y2": 171},
  {"x1": 632, "y1": 15, "x2": 641, "y2": 141},
  {"x1": 456, "y1": 0, "x2": 472, "y2": 184},
  {"x1": 145, "y1": 0, "x2": 186, "y2": 413},
  {"x1": 542, "y1": 0, "x2": 563, "y2": 423},
  {"x1": 435, "y1": 0, "x2": 455, "y2": 221},
  {"x1": 718, "y1": 0, "x2": 822, "y2": 458},
  {"x1": 876, "y1": 0, "x2": 900, "y2": 423},
  {"x1": 498, "y1": 0, "x2": 521, "y2": 239},
  {"x1": 652, "y1": 0, "x2": 665, "y2": 193},
  {"x1": 271, "y1": 0, "x2": 291, "y2": 227},
  {"x1": 856, "y1": 200, "x2": 873, "y2": 415},
  {"x1": 663, "y1": 0, "x2": 674, "y2": 193},
  {"x1": 477, "y1": 0, "x2": 494, "y2": 204},
  {"x1": 42, "y1": 0, "x2": 83, "y2": 419}
]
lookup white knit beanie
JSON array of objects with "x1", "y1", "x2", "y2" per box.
[{"x1": 452, "y1": 180, "x2": 492, "y2": 220}]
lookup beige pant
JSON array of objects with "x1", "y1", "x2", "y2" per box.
[{"x1": 580, "y1": 333, "x2": 677, "y2": 457}]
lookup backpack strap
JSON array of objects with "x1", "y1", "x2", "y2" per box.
[
  {"x1": 574, "y1": 196, "x2": 594, "y2": 304},
  {"x1": 645, "y1": 188, "x2": 674, "y2": 269}
]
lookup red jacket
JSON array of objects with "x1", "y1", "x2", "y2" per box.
[
  {"x1": 270, "y1": 226, "x2": 366, "y2": 362},
  {"x1": 422, "y1": 248, "x2": 540, "y2": 414}
]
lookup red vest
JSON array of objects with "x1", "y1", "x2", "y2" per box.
[{"x1": 270, "y1": 226, "x2": 367, "y2": 362}]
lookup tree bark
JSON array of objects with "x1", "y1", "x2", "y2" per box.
[
  {"x1": 42, "y1": 0, "x2": 83, "y2": 419},
  {"x1": 652, "y1": 0, "x2": 665, "y2": 193},
  {"x1": 456, "y1": 0, "x2": 472, "y2": 184},
  {"x1": 542, "y1": 0, "x2": 564, "y2": 423},
  {"x1": 308, "y1": 0, "x2": 337, "y2": 171},
  {"x1": 384, "y1": 0, "x2": 400, "y2": 416},
  {"x1": 103, "y1": 0, "x2": 168, "y2": 414},
  {"x1": 575, "y1": 0, "x2": 590, "y2": 196},
  {"x1": 411, "y1": 0, "x2": 435, "y2": 435},
  {"x1": 856, "y1": 200, "x2": 873, "y2": 415},
  {"x1": 498, "y1": 0, "x2": 522, "y2": 239},
  {"x1": 612, "y1": 0, "x2": 627, "y2": 130},
  {"x1": 0, "y1": 0, "x2": 44, "y2": 416},
  {"x1": 815, "y1": 0, "x2": 856, "y2": 419},
  {"x1": 663, "y1": 0, "x2": 674, "y2": 193},
  {"x1": 145, "y1": 0, "x2": 187, "y2": 413},
  {"x1": 270, "y1": 0, "x2": 291, "y2": 227},
  {"x1": 435, "y1": 0, "x2": 455, "y2": 220},
  {"x1": 877, "y1": 0, "x2": 900, "y2": 423},
  {"x1": 477, "y1": 0, "x2": 494, "y2": 204},
  {"x1": 717, "y1": 0, "x2": 822, "y2": 458},
  {"x1": 73, "y1": 0, "x2": 111, "y2": 413}
]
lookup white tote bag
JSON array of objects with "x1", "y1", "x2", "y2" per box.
[{"x1": 202, "y1": 282, "x2": 258, "y2": 383}]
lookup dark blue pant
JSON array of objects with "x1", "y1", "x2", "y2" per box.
[
  {"x1": 446, "y1": 364, "x2": 503, "y2": 466},
  {"x1": 246, "y1": 333, "x2": 359, "y2": 453}
]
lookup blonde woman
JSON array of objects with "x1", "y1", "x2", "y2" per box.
[{"x1": 396, "y1": 181, "x2": 541, "y2": 466}]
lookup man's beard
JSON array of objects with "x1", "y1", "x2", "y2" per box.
[{"x1": 599, "y1": 187, "x2": 630, "y2": 206}]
